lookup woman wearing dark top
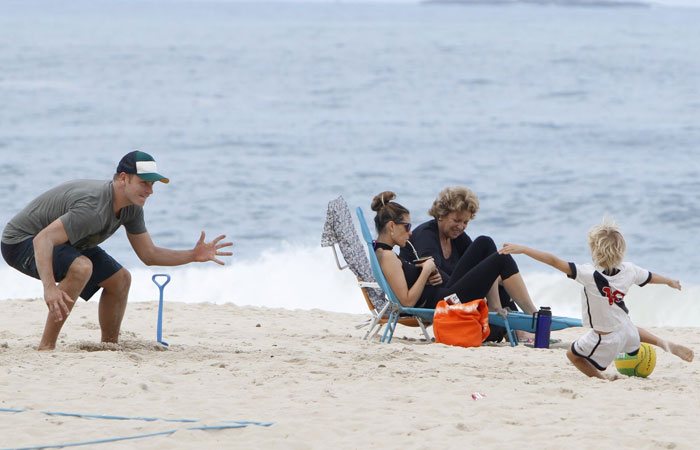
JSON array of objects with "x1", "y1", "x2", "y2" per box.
[
  {"x1": 399, "y1": 186, "x2": 521, "y2": 313},
  {"x1": 372, "y1": 191, "x2": 537, "y2": 316}
]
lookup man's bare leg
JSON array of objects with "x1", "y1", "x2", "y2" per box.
[
  {"x1": 638, "y1": 327, "x2": 694, "y2": 362},
  {"x1": 98, "y1": 268, "x2": 131, "y2": 344},
  {"x1": 38, "y1": 256, "x2": 92, "y2": 350}
]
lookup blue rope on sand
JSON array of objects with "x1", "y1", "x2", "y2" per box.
[
  {"x1": 0, "y1": 408, "x2": 274, "y2": 450},
  {"x1": 39, "y1": 411, "x2": 198, "y2": 423},
  {"x1": 0, "y1": 408, "x2": 274, "y2": 426},
  {"x1": 3, "y1": 430, "x2": 179, "y2": 450}
]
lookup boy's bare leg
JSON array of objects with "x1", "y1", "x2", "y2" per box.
[
  {"x1": 638, "y1": 327, "x2": 694, "y2": 362},
  {"x1": 38, "y1": 256, "x2": 92, "y2": 350},
  {"x1": 566, "y1": 347, "x2": 611, "y2": 380},
  {"x1": 98, "y1": 268, "x2": 131, "y2": 344},
  {"x1": 502, "y1": 272, "x2": 537, "y2": 314}
]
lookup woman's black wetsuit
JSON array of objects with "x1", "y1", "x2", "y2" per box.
[{"x1": 375, "y1": 236, "x2": 520, "y2": 309}]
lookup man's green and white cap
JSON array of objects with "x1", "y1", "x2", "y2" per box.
[{"x1": 116, "y1": 150, "x2": 169, "y2": 183}]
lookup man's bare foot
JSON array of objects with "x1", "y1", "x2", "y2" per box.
[
  {"x1": 668, "y1": 342, "x2": 694, "y2": 362},
  {"x1": 37, "y1": 344, "x2": 56, "y2": 351}
]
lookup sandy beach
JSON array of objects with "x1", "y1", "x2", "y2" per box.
[{"x1": 0, "y1": 298, "x2": 698, "y2": 449}]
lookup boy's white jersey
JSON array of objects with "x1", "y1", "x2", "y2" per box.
[{"x1": 567, "y1": 262, "x2": 651, "y2": 333}]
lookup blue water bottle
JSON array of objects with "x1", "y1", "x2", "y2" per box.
[{"x1": 532, "y1": 306, "x2": 552, "y2": 349}]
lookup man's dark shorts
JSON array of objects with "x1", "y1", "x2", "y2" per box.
[{"x1": 1, "y1": 238, "x2": 123, "y2": 301}]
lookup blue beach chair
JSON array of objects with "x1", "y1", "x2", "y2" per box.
[
  {"x1": 355, "y1": 207, "x2": 583, "y2": 345},
  {"x1": 322, "y1": 196, "x2": 431, "y2": 342},
  {"x1": 355, "y1": 207, "x2": 435, "y2": 343}
]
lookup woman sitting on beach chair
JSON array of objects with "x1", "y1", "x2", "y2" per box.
[
  {"x1": 398, "y1": 186, "x2": 526, "y2": 341},
  {"x1": 371, "y1": 191, "x2": 538, "y2": 315}
]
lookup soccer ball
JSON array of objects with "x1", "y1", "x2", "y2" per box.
[{"x1": 614, "y1": 343, "x2": 656, "y2": 378}]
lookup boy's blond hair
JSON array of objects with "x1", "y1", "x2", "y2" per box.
[{"x1": 587, "y1": 218, "x2": 626, "y2": 273}]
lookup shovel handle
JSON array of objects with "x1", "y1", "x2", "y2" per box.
[{"x1": 152, "y1": 274, "x2": 171, "y2": 290}]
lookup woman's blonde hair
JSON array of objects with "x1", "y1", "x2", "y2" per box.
[
  {"x1": 428, "y1": 186, "x2": 479, "y2": 220},
  {"x1": 588, "y1": 218, "x2": 626, "y2": 272}
]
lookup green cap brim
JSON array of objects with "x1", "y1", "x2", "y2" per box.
[{"x1": 138, "y1": 173, "x2": 169, "y2": 183}]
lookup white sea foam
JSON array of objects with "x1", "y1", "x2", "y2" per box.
[
  {"x1": 2, "y1": 244, "x2": 698, "y2": 327},
  {"x1": 0, "y1": 244, "x2": 367, "y2": 314}
]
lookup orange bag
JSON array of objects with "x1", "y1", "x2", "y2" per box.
[{"x1": 433, "y1": 298, "x2": 490, "y2": 348}]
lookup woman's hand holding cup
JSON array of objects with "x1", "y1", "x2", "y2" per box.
[{"x1": 416, "y1": 257, "x2": 436, "y2": 274}]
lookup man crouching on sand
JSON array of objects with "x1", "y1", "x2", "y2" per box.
[{"x1": 1, "y1": 151, "x2": 232, "y2": 350}]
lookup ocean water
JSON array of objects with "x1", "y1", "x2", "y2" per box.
[{"x1": 1, "y1": 0, "x2": 699, "y2": 326}]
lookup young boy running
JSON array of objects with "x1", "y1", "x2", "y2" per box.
[{"x1": 499, "y1": 218, "x2": 693, "y2": 380}]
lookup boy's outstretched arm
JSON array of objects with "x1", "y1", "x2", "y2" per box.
[
  {"x1": 648, "y1": 273, "x2": 682, "y2": 290},
  {"x1": 500, "y1": 243, "x2": 573, "y2": 277}
]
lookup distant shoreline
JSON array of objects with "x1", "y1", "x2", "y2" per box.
[{"x1": 422, "y1": 0, "x2": 650, "y2": 7}]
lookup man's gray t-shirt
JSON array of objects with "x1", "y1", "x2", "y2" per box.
[{"x1": 2, "y1": 180, "x2": 147, "y2": 250}]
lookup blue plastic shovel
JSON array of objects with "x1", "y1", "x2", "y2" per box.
[{"x1": 152, "y1": 274, "x2": 171, "y2": 346}]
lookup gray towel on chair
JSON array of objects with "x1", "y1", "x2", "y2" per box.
[{"x1": 321, "y1": 196, "x2": 388, "y2": 313}]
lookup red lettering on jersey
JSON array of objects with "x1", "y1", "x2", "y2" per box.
[{"x1": 602, "y1": 286, "x2": 625, "y2": 306}]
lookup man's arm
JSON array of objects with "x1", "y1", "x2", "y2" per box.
[
  {"x1": 127, "y1": 231, "x2": 233, "y2": 266},
  {"x1": 33, "y1": 219, "x2": 75, "y2": 322},
  {"x1": 499, "y1": 243, "x2": 572, "y2": 276}
]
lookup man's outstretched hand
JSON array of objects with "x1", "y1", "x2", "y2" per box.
[{"x1": 192, "y1": 231, "x2": 233, "y2": 265}]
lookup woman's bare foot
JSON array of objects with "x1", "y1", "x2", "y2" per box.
[{"x1": 516, "y1": 330, "x2": 534, "y2": 342}]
